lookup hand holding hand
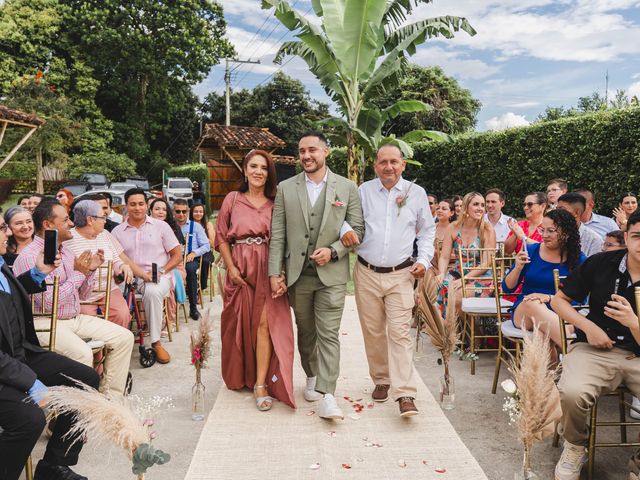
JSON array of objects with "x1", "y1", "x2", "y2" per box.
[
  {"x1": 340, "y1": 230, "x2": 359, "y2": 248},
  {"x1": 408, "y1": 262, "x2": 426, "y2": 279},
  {"x1": 310, "y1": 247, "x2": 331, "y2": 266},
  {"x1": 605, "y1": 294, "x2": 639, "y2": 330},
  {"x1": 585, "y1": 323, "x2": 615, "y2": 349},
  {"x1": 270, "y1": 275, "x2": 287, "y2": 298},
  {"x1": 35, "y1": 251, "x2": 60, "y2": 275},
  {"x1": 228, "y1": 266, "x2": 247, "y2": 287}
]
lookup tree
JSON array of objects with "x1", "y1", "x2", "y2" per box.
[
  {"x1": 201, "y1": 72, "x2": 330, "y2": 156},
  {"x1": 66, "y1": 152, "x2": 136, "y2": 180},
  {"x1": 371, "y1": 64, "x2": 481, "y2": 136},
  {"x1": 536, "y1": 90, "x2": 637, "y2": 122},
  {"x1": 262, "y1": 0, "x2": 475, "y2": 183}
]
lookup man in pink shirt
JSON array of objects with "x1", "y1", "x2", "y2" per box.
[
  {"x1": 13, "y1": 200, "x2": 134, "y2": 395},
  {"x1": 112, "y1": 189, "x2": 182, "y2": 364}
]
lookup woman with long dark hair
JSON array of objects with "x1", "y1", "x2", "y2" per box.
[
  {"x1": 190, "y1": 203, "x2": 215, "y2": 292},
  {"x1": 613, "y1": 192, "x2": 638, "y2": 229},
  {"x1": 149, "y1": 198, "x2": 185, "y2": 245},
  {"x1": 216, "y1": 149, "x2": 295, "y2": 411},
  {"x1": 503, "y1": 208, "x2": 586, "y2": 351}
]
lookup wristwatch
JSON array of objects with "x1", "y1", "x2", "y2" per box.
[
  {"x1": 329, "y1": 247, "x2": 338, "y2": 262},
  {"x1": 159, "y1": 266, "x2": 165, "y2": 274}
]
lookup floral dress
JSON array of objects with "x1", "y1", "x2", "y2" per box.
[{"x1": 436, "y1": 230, "x2": 493, "y2": 318}]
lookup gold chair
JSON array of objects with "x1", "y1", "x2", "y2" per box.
[
  {"x1": 553, "y1": 270, "x2": 640, "y2": 480},
  {"x1": 79, "y1": 261, "x2": 114, "y2": 376},
  {"x1": 26, "y1": 276, "x2": 60, "y2": 480},
  {"x1": 490, "y1": 255, "x2": 521, "y2": 394},
  {"x1": 458, "y1": 246, "x2": 499, "y2": 374}
]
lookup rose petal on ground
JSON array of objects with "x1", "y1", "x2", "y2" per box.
[
  {"x1": 367, "y1": 402, "x2": 374, "y2": 409},
  {"x1": 364, "y1": 442, "x2": 374, "y2": 447},
  {"x1": 397, "y1": 459, "x2": 407, "y2": 468},
  {"x1": 422, "y1": 460, "x2": 429, "y2": 465},
  {"x1": 306, "y1": 410, "x2": 315, "y2": 416},
  {"x1": 435, "y1": 467, "x2": 447, "y2": 473},
  {"x1": 341, "y1": 331, "x2": 348, "y2": 335},
  {"x1": 328, "y1": 431, "x2": 337, "y2": 437},
  {"x1": 309, "y1": 463, "x2": 320, "y2": 470},
  {"x1": 342, "y1": 463, "x2": 352, "y2": 469},
  {"x1": 373, "y1": 443, "x2": 383, "y2": 448}
]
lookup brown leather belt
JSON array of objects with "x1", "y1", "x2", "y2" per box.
[{"x1": 357, "y1": 256, "x2": 413, "y2": 273}]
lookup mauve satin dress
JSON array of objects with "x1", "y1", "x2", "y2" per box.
[{"x1": 215, "y1": 192, "x2": 296, "y2": 408}]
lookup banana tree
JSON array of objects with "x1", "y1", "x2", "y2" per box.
[{"x1": 261, "y1": 0, "x2": 475, "y2": 183}]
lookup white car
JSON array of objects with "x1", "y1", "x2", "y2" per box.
[{"x1": 163, "y1": 177, "x2": 193, "y2": 204}]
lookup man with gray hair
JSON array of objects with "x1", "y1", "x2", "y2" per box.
[{"x1": 66, "y1": 200, "x2": 147, "y2": 328}]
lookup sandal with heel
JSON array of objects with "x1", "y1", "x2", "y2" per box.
[{"x1": 254, "y1": 384, "x2": 273, "y2": 412}]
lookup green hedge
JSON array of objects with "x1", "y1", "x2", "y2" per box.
[{"x1": 406, "y1": 107, "x2": 640, "y2": 218}]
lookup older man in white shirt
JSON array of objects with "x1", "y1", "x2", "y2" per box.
[{"x1": 351, "y1": 144, "x2": 435, "y2": 417}]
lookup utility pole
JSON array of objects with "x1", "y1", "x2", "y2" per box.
[{"x1": 224, "y1": 58, "x2": 260, "y2": 126}]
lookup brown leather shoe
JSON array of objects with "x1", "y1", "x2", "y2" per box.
[
  {"x1": 398, "y1": 396, "x2": 418, "y2": 417},
  {"x1": 153, "y1": 342, "x2": 171, "y2": 364},
  {"x1": 372, "y1": 384, "x2": 390, "y2": 402}
]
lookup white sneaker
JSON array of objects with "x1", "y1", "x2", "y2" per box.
[
  {"x1": 630, "y1": 397, "x2": 640, "y2": 420},
  {"x1": 555, "y1": 440, "x2": 587, "y2": 480},
  {"x1": 304, "y1": 376, "x2": 323, "y2": 402},
  {"x1": 318, "y1": 393, "x2": 344, "y2": 420}
]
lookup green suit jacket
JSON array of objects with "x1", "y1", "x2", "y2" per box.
[{"x1": 268, "y1": 169, "x2": 364, "y2": 287}]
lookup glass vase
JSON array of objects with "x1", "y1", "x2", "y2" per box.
[
  {"x1": 192, "y1": 376, "x2": 205, "y2": 421},
  {"x1": 439, "y1": 374, "x2": 455, "y2": 410},
  {"x1": 413, "y1": 331, "x2": 427, "y2": 360}
]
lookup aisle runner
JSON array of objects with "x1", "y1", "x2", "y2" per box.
[{"x1": 185, "y1": 297, "x2": 487, "y2": 480}]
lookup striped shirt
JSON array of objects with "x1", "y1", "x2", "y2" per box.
[
  {"x1": 13, "y1": 235, "x2": 96, "y2": 319},
  {"x1": 64, "y1": 228, "x2": 125, "y2": 301}
]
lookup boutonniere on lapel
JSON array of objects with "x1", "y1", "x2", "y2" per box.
[
  {"x1": 331, "y1": 198, "x2": 345, "y2": 207},
  {"x1": 395, "y1": 179, "x2": 416, "y2": 216}
]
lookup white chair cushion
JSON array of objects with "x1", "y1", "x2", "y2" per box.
[
  {"x1": 461, "y1": 297, "x2": 513, "y2": 314},
  {"x1": 500, "y1": 320, "x2": 527, "y2": 339},
  {"x1": 86, "y1": 339, "x2": 105, "y2": 350}
]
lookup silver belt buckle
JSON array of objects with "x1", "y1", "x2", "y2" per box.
[
  {"x1": 254, "y1": 237, "x2": 263, "y2": 245},
  {"x1": 246, "y1": 237, "x2": 255, "y2": 245}
]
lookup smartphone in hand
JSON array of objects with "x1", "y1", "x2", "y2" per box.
[
  {"x1": 151, "y1": 263, "x2": 158, "y2": 283},
  {"x1": 43, "y1": 230, "x2": 58, "y2": 265}
]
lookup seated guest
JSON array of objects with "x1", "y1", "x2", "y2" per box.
[
  {"x1": 149, "y1": 198, "x2": 185, "y2": 244},
  {"x1": 546, "y1": 178, "x2": 568, "y2": 209},
  {"x1": 556, "y1": 192, "x2": 603, "y2": 256},
  {"x1": 503, "y1": 209, "x2": 586, "y2": 354},
  {"x1": 3, "y1": 206, "x2": 34, "y2": 267},
  {"x1": 505, "y1": 192, "x2": 546, "y2": 254},
  {"x1": 436, "y1": 192, "x2": 496, "y2": 317},
  {"x1": 55, "y1": 189, "x2": 74, "y2": 213},
  {"x1": 112, "y1": 189, "x2": 182, "y2": 364},
  {"x1": 452, "y1": 194, "x2": 463, "y2": 217},
  {"x1": 174, "y1": 199, "x2": 211, "y2": 320},
  {"x1": 13, "y1": 200, "x2": 134, "y2": 396},
  {"x1": 16, "y1": 195, "x2": 31, "y2": 209},
  {"x1": 433, "y1": 198, "x2": 455, "y2": 267},
  {"x1": 484, "y1": 188, "x2": 513, "y2": 243},
  {"x1": 28, "y1": 193, "x2": 45, "y2": 213},
  {"x1": 0, "y1": 213, "x2": 101, "y2": 480},
  {"x1": 427, "y1": 193, "x2": 438, "y2": 218},
  {"x1": 602, "y1": 230, "x2": 625, "y2": 252},
  {"x1": 66, "y1": 200, "x2": 141, "y2": 328},
  {"x1": 575, "y1": 188, "x2": 618, "y2": 238},
  {"x1": 191, "y1": 203, "x2": 215, "y2": 292},
  {"x1": 78, "y1": 192, "x2": 120, "y2": 232},
  {"x1": 551, "y1": 210, "x2": 640, "y2": 480},
  {"x1": 613, "y1": 192, "x2": 638, "y2": 229}
]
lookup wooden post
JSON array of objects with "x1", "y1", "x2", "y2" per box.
[{"x1": 36, "y1": 147, "x2": 44, "y2": 194}]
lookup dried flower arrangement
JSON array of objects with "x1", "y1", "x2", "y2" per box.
[{"x1": 190, "y1": 309, "x2": 212, "y2": 383}]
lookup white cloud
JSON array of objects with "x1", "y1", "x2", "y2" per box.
[
  {"x1": 485, "y1": 112, "x2": 530, "y2": 130},
  {"x1": 628, "y1": 81, "x2": 640, "y2": 98},
  {"x1": 411, "y1": 47, "x2": 500, "y2": 80},
  {"x1": 502, "y1": 101, "x2": 541, "y2": 108}
]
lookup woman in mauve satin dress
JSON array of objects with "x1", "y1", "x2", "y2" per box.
[{"x1": 215, "y1": 150, "x2": 295, "y2": 411}]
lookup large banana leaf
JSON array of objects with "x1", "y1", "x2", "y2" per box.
[
  {"x1": 381, "y1": 100, "x2": 430, "y2": 122},
  {"x1": 385, "y1": 16, "x2": 477, "y2": 54},
  {"x1": 401, "y1": 130, "x2": 452, "y2": 143},
  {"x1": 383, "y1": 0, "x2": 434, "y2": 29}
]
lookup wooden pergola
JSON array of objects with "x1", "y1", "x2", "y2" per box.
[{"x1": 0, "y1": 104, "x2": 45, "y2": 170}]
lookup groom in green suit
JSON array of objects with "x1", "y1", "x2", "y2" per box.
[{"x1": 269, "y1": 132, "x2": 364, "y2": 419}]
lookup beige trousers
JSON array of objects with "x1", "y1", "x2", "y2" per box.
[
  {"x1": 139, "y1": 277, "x2": 172, "y2": 344},
  {"x1": 35, "y1": 314, "x2": 134, "y2": 395},
  {"x1": 354, "y1": 262, "x2": 418, "y2": 401},
  {"x1": 558, "y1": 342, "x2": 640, "y2": 446}
]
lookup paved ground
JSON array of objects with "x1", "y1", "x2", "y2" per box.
[{"x1": 25, "y1": 295, "x2": 640, "y2": 479}]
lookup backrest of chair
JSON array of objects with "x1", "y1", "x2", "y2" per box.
[
  {"x1": 553, "y1": 268, "x2": 590, "y2": 356},
  {"x1": 85, "y1": 261, "x2": 113, "y2": 322},
  {"x1": 491, "y1": 256, "x2": 516, "y2": 323},
  {"x1": 496, "y1": 241, "x2": 506, "y2": 257},
  {"x1": 458, "y1": 246, "x2": 497, "y2": 298},
  {"x1": 182, "y1": 233, "x2": 191, "y2": 265},
  {"x1": 32, "y1": 276, "x2": 60, "y2": 352}
]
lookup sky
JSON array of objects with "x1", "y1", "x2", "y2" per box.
[{"x1": 195, "y1": 0, "x2": 640, "y2": 131}]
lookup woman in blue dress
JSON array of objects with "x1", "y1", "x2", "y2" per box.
[{"x1": 503, "y1": 209, "x2": 586, "y2": 351}]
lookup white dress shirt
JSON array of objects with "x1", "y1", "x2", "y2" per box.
[
  {"x1": 484, "y1": 212, "x2": 512, "y2": 243},
  {"x1": 305, "y1": 170, "x2": 328, "y2": 207},
  {"x1": 357, "y1": 177, "x2": 435, "y2": 268}
]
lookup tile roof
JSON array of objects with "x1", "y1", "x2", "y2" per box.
[
  {"x1": 198, "y1": 123, "x2": 285, "y2": 149},
  {"x1": 0, "y1": 104, "x2": 45, "y2": 127}
]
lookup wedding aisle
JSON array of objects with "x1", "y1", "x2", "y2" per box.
[{"x1": 185, "y1": 296, "x2": 487, "y2": 480}]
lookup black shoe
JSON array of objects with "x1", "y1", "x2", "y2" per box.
[
  {"x1": 34, "y1": 461, "x2": 88, "y2": 480},
  {"x1": 189, "y1": 310, "x2": 202, "y2": 321}
]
